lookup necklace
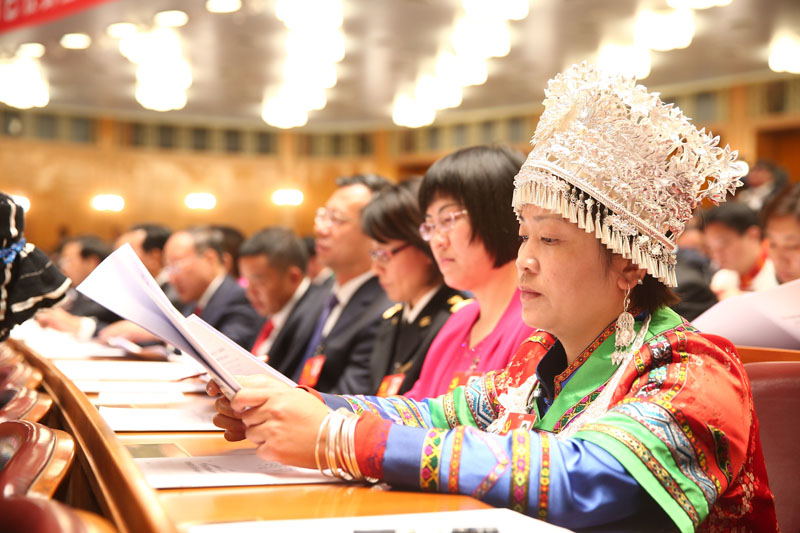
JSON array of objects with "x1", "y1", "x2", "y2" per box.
[{"x1": 461, "y1": 340, "x2": 482, "y2": 372}]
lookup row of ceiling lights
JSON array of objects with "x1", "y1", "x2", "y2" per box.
[
  {"x1": 9, "y1": 189, "x2": 305, "y2": 214},
  {"x1": 1, "y1": 0, "x2": 799, "y2": 127}
]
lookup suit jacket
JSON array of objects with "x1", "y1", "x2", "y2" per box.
[
  {"x1": 369, "y1": 285, "x2": 467, "y2": 395},
  {"x1": 312, "y1": 276, "x2": 392, "y2": 395},
  {"x1": 66, "y1": 290, "x2": 122, "y2": 332},
  {"x1": 266, "y1": 281, "x2": 330, "y2": 377},
  {"x1": 181, "y1": 276, "x2": 264, "y2": 349}
]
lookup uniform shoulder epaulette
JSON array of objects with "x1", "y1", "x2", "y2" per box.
[
  {"x1": 447, "y1": 295, "x2": 474, "y2": 314},
  {"x1": 382, "y1": 303, "x2": 403, "y2": 319}
]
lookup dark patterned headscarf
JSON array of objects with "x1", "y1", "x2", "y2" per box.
[{"x1": 1, "y1": 193, "x2": 70, "y2": 341}]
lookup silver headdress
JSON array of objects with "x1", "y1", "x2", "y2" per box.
[{"x1": 513, "y1": 63, "x2": 746, "y2": 287}]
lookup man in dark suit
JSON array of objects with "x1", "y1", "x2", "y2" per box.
[
  {"x1": 165, "y1": 227, "x2": 263, "y2": 349},
  {"x1": 237, "y1": 227, "x2": 328, "y2": 375},
  {"x1": 36, "y1": 235, "x2": 121, "y2": 338},
  {"x1": 98, "y1": 224, "x2": 184, "y2": 343},
  {"x1": 293, "y1": 174, "x2": 392, "y2": 394}
]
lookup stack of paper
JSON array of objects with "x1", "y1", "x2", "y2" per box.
[
  {"x1": 692, "y1": 278, "x2": 800, "y2": 349},
  {"x1": 135, "y1": 449, "x2": 336, "y2": 489},
  {"x1": 77, "y1": 244, "x2": 294, "y2": 398}
]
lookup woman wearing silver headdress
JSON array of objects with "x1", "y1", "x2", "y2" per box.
[{"x1": 209, "y1": 64, "x2": 777, "y2": 532}]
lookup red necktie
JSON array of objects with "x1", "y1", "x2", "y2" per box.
[{"x1": 250, "y1": 320, "x2": 274, "y2": 355}]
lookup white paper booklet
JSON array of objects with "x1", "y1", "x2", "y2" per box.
[
  {"x1": 99, "y1": 401, "x2": 220, "y2": 432},
  {"x1": 77, "y1": 244, "x2": 294, "y2": 398},
  {"x1": 692, "y1": 278, "x2": 800, "y2": 349},
  {"x1": 135, "y1": 449, "x2": 335, "y2": 489}
]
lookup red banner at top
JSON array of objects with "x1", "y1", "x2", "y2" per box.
[{"x1": 1, "y1": 0, "x2": 113, "y2": 34}]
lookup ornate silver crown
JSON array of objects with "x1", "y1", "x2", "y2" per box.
[{"x1": 513, "y1": 62, "x2": 746, "y2": 287}]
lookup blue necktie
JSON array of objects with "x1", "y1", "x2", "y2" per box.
[{"x1": 293, "y1": 292, "x2": 339, "y2": 381}]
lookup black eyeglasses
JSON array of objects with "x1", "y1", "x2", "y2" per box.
[{"x1": 369, "y1": 243, "x2": 411, "y2": 264}]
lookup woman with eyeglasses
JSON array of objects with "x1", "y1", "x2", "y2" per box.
[
  {"x1": 208, "y1": 64, "x2": 776, "y2": 531},
  {"x1": 401, "y1": 145, "x2": 537, "y2": 399},
  {"x1": 361, "y1": 178, "x2": 468, "y2": 396}
]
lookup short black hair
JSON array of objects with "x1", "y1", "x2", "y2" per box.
[
  {"x1": 239, "y1": 227, "x2": 308, "y2": 273},
  {"x1": 66, "y1": 235, "x2": 111, "y2": 262},
  {"x1": 301, "y1": 235, "x2": 316, "y2": 258},
  {"x1": 184, "y1": 226, "x2": 225, "y2": 261},
  {"x1": 703, "y1": 202, "x2": 760, "y2": 235},
  {"x1": 336, "y1": 173, "x2": 392, "y2": 194},
  {"x1": 130, "y1": 223, "x2": 171, "y2": 252},
  {"x1": 763, "y1": 183, "x2": 800, "y2": 225},
  {"x1": 419, "y1": 145, "x2": 525, "y2": 267},
  {"x1": 362, "y1": 177, "x2": 435, "y2": 261}
]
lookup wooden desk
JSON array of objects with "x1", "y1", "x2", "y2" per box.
[
  {"x1": 736, "y1": 345, "x2": 800, "y2": 364},
  {"x1": 8, "y1": 338, "x2": 489, "y2": 532}
]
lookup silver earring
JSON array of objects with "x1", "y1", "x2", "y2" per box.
[{"x1": 612, "y1": 285, "x2": 635, "y2": 365}]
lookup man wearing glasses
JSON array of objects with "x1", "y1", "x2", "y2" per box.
[
  {"x1": 290, "y1": 174, "x2": 392, "y2": 395},
  {"x1": 163, "y1": 226, "x2": 264, "y2": 349}
]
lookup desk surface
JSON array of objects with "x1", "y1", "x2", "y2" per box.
[{"x1": 9, "y1": 338, "x2": 490, "y2": 532}]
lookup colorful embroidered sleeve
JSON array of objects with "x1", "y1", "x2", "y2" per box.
[
  {"x1": 574, "y1": 330, "x2": 776, "y2": 533},
  {"x1": 351, "y1": 411, "x2": 647, "y2": 529},
  {"x1": 320, "y1": 369, "x2": 505, "y2": 430}
]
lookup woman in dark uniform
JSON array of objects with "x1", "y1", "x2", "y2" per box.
[{"x1": 361, "y1": 178, "x2": 468, "y2": 396}]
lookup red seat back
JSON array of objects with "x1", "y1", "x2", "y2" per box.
[{"x1": 745, "y1": 361, "x2": 800, "y2": 533}]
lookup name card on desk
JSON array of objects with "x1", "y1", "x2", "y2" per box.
[
  {"x1": 77, "y1": 244, "x2": 294, "y2": 399},
  {"x1": 135, "y1": 449, "x2": 336, "y2": 489}
]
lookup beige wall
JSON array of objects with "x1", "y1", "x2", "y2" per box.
[
  {"x1": 3, "y1": 80, "x2": 800, "y2": 252},
  {"x1": 1, "y1": 133, "x2": 391, "y2": 252}
]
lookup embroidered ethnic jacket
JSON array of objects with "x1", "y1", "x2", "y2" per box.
[{"x1": 334, "y1": 307, "x2": 777, "y2": 532}]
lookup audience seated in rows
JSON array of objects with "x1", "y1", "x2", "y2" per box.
[
  {"x1": 35, "y1": 235, "x2": 121, "y2": 339},
  {"x1": 292, "y1": 174, "x2": 393, "y2": 394},
  {"x1": 404, "y1": 145, "x2": 535, "y2": 399},
  {"x1": 102, "y1": 226, "x2": 263, "y2": 349},
  {"x1": 238, "y1": 227, "x2": 329, "y2": 373},
  {"x1": 704, "y1": 202, "x2": 778, "y2": 300},
  {"x1": 672, "y1": 214, "x2": 717, "y2": 320},
  {"x1": 763, "y1": 182, "x2": 800, "y2": 284},
  {"x1": 735, "y1": 159, "x2": 789, "y2": 212},
  {"x1": 98, "y1": 223, "x2": 183, "y2": 342},
  {"x1": 166, "y1": 226, "x2": 263, "y2": 349},
  {"x1": 361, "y1": 178, "x2": 467, "y2": 396}
]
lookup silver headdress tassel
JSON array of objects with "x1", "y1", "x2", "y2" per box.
[{"x1": 512, "y1": 63, "x2": 746, "y2": 287}]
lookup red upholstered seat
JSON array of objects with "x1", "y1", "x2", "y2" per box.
[
  {"x1": 0, "y1": 496, "x2": 117, "y2": 533},
  {"x1": 0, "y1": 360, "x2": 43, "y2": 389},
  {"x1": 745, "y1": 361, "x2": 800, "y2": 533},
  {"x1": 0, "y1": 419, "x2": 75, "y2": 498},
  {"x1": 0, "y1": 385, "x2": 52, "y2": 422}
]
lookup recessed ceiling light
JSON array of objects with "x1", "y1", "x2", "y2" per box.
[
  {"x1": 60, "y1": 33, "x2": 91, "y2": 50},
  {"x1": 206, "y1": 0, "x2": 241, "y2": 14},
  {"x1": 17, "y1": 42, "x2": 45, "y2": 58},
  {"x1": 154, "y1": 10, "x2": 188, "y2": 28},
  {"x1": 107, "y1": 22, "x2": 138, "y2": 39}
]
